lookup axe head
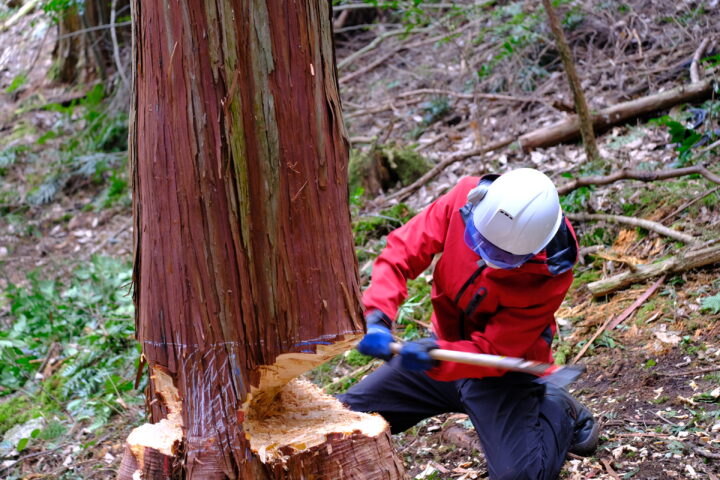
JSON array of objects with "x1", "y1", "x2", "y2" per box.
[{"x1": 534, "y1": 364, "x2": 586, "y2": 389}]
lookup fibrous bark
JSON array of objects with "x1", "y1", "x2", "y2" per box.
[{"x1": 121, "y1": 1, "x2": 403, "y2": 478}]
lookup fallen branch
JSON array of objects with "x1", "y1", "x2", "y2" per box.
[
  {"x1": 557, "y1": 165, "x2": 720, "y2": 196},
  {"x1": 570, "y1": 314, "x2": 614, "y2": 365},
  {"x1": 661, "y1": 185, "x2": 720, "y2": 224},
  {"x1": 381, "y1": 137, "x2": 515, "y2": 204},
  {"x1": 396, "y1": 88, "x2": 543, "y2": 104},
  {"x1": 337, "y1": 28, "x2": 411, "y2": 70},
  {"x1": 345, "y1": 98, "x2": 423, "y2": 119},
  {"x1": 600, "y1": 458, "x2": 622, "y2": 480},
  {"x1": 322, "y1": 361, "x2": 379, "y2": 393},
  {"x1": 587, "y1": 245, "x2": 720, "y2": 297},
  {"x1": 693, "y1": 446, "x2": 720, "y2": 460},
  {"x1": 657, "y1": 365, "x2": 720, "y2": 377},
  {"x1": 566, "y1": 212, "x2": 697, "y2": 245},
  {"x1": 340, "y1": 20, "x2": 478, "y2": 83},
  {"x1": 690, "y1": 38, "x2": 710, "y2": 83},
  {"x1": 1, "y1": 0, "x2": 41, "y2": 32},
  {"x1": 341, "y1": 47, "x2": 407, "y2": 84},
  {"x1": 519, "y1": 77, "x2": 717, "y2": 151},
  {"x1": 608, "y1": 276, "x2": 665, "y2": 330},
  {"x1": 568, "y1": 284, "x2": 662, "y2": 363}
]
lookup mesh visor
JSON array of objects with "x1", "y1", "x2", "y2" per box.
[{"x1": 464, "y1": 219, "x2": 534, "y2": 269}]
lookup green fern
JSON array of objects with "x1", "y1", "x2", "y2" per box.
[{"x1": 701, "y1": 294, "x2": 720, "y2": 314}]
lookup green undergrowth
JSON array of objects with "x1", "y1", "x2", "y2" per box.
[
  {"x1": 349, "y1": 144, "x2": 431, "y2": 198},
  {"x1": 0, "y1": 256, "x2": 142, "y2": 452},
  {"x1": 1, "y1": 84, "x2": 130, "y2": 217},
  {"x1": 352, "y1": 202, "x2": 416, "y2": 246}
]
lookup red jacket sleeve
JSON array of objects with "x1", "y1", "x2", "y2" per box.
[
  {"x1": 362, "y1": 179, "x2": 475, "y2": 321},
  {"x1": 428, "y1": 270, "x2": 572, "y2": 381}
]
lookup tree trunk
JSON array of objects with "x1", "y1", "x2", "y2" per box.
[
  {"x1": 52, "y1": 5, "x2": 83, "y2": 83},
  {"x1": 51, "y1": 0, "x2": 131, "y2": 84},
  {"x1": 541, "y1": 0, "x2": 600, "y2": 163},
  {"x1": 119, "y1": 1, "x2": 404, "y2": 479}
]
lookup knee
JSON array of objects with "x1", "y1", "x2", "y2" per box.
[{"x1": 335, "y1": 391, "x2": 364, "y2": 412}]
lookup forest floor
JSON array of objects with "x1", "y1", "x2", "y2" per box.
[{"x1": 1, "y1": 1, "x2": 719, "y2": 479}]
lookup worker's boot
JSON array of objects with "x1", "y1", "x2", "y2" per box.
[{"x1": 545, "y1": 384, "x2": 599, "y2": 457}]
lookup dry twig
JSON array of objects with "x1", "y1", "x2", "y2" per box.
[
  {"x1": 110, "y1": 0, "x2": 129, "y2": 88},
  {"x1": 607, "y1": 276, "x2": 665, "y2": 330},
  {"x1": 381, "y1": 137, "x2": 515, "y2": 204},
  {"x1": 660, "y1": 185, "x2": 720, "y2": 224},
  {"x1": 690, "y1": 38, "x2": 711, "y2": 83},
  {"x1": 557, "y1": 165, "x2": 720, "y2": 196},
  {"x1": 566, "y1": 212, "x2": 697, "y2": 245},
  {"x1": 693, "y1": 446, "x2": 720, "y2": 460},
  {"x1": 340, "y1": 20, "x2": 479, "y2": 83},
  {"x1": 600, "y1": 458, "x2": 622, "y2": 480},
  {"x1": 657, "y1": 365, "x2": 720, "y2": 378},
  {"x1": 396, "y1": 88, "x2": 543, "y2": 104},
  {"x1": 570, "y1": 314, "x2": 614, "y2": 365}
]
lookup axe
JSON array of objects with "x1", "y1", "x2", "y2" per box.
[{"x1": 389, "y1": 342, "x2": 584, "y2": 388}]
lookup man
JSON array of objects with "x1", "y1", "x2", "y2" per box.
[{"x1": 338, "y1": 168, "x2": 599, "y2": 480}]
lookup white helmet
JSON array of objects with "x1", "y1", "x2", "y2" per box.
[{"x1": 464, "y1": 168, "x2": 562, "y2": 269}]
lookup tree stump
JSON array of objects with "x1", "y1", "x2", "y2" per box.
[{"x1": 118, "y1": 372, "x2": 405, "y2": 480}]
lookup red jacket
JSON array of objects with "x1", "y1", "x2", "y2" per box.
[{"x1": 363, "y1": 176, "x2": 578, "y2": 382}]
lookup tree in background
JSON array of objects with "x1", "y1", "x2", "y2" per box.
[{"x1": 45, "y1": 0, "x2": 130, "y2": 84}]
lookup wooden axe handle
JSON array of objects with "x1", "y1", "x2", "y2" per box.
[{"x1": 389, "y1": 342, "x2": 568, "y2": 377}]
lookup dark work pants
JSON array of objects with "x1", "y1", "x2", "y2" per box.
[{"x1": 337, "y1": 357, "x2": 574, "y2": 480}]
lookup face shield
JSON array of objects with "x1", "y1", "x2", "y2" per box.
[{"x1": 463, "y1": 218, "x2": 534, "y2": 269}]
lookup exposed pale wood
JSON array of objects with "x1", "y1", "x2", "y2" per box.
[
  {"x1": 566, "y1": 212, "x2": 697, "y2": 245},
  {"x1": 245, "y1": 334, "x2": 362, "y2": 418},
  {"x1": 245, "y1": 379, "x2": 404, "y2": 479},
  {"x1": 519, "y1": 78, "x2": 716, "y2": 151},
  {"x1": 587, "y1": 245, "x2": 720, "y2": 297},
  {"x1": 119, "y1": 367, "x2": 183, "y2": 479}
]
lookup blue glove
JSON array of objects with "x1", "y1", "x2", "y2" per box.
[
  {"x1": 356, "y1": 310, "x2": 394, "y2": 361},
  {"x1": 400, "y1": 338, "x2": 439, "y2": 371}
]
